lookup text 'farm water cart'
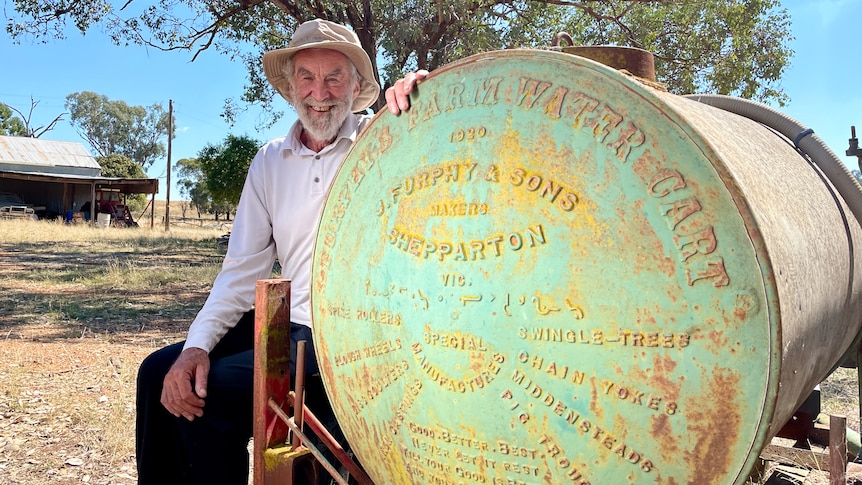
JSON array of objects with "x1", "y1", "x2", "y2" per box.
[{"x1": 253, "y1": 43, "x2": 862, "y2": 484}]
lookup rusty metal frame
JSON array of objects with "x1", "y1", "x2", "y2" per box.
[
  {"x1": 253, "y1": 278, "x2": 373, "y2": 485},
  {"x1": 761, "y1": 414, "x2": 848, "y2": 482}
]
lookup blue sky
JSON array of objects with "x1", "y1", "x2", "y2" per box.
[{"x1": 1, "y1": 0, "x2": 860, "y2": 200}]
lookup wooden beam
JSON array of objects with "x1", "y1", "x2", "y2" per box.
[{"x1": 760, "y1": 443, "x2": 831, "y2": 472}]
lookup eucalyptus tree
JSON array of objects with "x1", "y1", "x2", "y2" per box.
[
  {"x1": 96, "y1": 153, "x2": 149, "y2": 210},
  {"x1": 96, "y1": 153, "x2": 148, "y2": 178},
  {"x1": 64, "y1": 91, "x2": 171, "y2": 170},
  {"x1": 8, "y1": 0, "x2": 793, "y2": 120}
]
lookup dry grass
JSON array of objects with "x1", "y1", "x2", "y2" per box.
[{"x1": 0, "y1": 218, "x2": 226, "y2": 484}]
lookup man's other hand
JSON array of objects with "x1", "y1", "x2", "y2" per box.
[
  {"x1": 385, "y1": 70, "x2": 429, "y2": 114},
  {"x1": 161, "y1": 347, "x2": 209, "y2": 421}
]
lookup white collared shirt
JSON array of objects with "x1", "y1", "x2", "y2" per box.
[{"x1": 184, "y1": 112, "x2": 373, "y2": 352}]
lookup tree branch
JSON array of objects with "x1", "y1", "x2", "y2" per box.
[
  {"x1": 126, "y1": 0, "x2": 269, "y2": 60},
  {"x1": 53, "y1": 0, "x2": 86, "y2": 16},
  {"x1": 32, "y1": 113, "x2": 66, "y2": 138},
  {"x1": 5, "y1": 97, "x2": 64, "y2": 138}
]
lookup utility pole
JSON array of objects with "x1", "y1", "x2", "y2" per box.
[{"x1": 165, "y1": 99, "x2": 173, "y2": 232}]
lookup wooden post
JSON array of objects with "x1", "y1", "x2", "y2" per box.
[
  {"x1": 830, "y1": 415, "x2": 847, "y2": 485},
  {"x1": 292, "y1": 341, "x2": 306, "y2": 450},
  {"x1": 253, "y1": 279, "x2": 293, "y2": 485},
  {"x1": 89, "y1": 182, "x2": 96, "y2": 226},
  {"x1": 150, "y1": 192, "x2": 155, "y2": 229}
]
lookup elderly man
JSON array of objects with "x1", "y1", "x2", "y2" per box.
[{"x1": 135, "y1": 19, "x2": 424, "y2": 485}]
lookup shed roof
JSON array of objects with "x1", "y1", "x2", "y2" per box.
[
  {"x1": 0, "y1": 170, "x2": 158, "y2": 195},
  {"x1": 0, "y1": 135, "x2": 101, "y2": 170}
]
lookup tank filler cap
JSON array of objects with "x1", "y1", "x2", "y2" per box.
[{"x1": 551, "y1": 31, "x2": 657, "y2": 82}]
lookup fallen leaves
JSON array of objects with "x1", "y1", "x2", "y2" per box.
[{"x1": 1, "y1": 341, "x2": 159, "y2": 484}]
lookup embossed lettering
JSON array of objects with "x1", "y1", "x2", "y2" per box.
[
  {"x1": 647, "y1": 168, "x2": 686, "y2": 197},
  {"x1": 631, "y1": 149, "x2": 731, "y2": 287},
  {"x1": 607, "y1": 122, "x2": 646, "y2": 163},
  {"x1": 601, "y1": 380, "x2": 679, "y2": 416},
  {"x1": 675, "y1": 226, "x2": 718, "y2": 261},
  {"x1": 662, "y1": 197, "x2": 702, "y2": 230},
  {"x1": 389, "y1": 225, "x2": 547, "y2": 262},
  {"x1": 686, "y1": 257, "x2": 730, "y2": 287},
  {"x1": 519, "y1": 327, "x2": 691, "y2": 349},
  {"x1": 509, "y1": 167, "x2": 579, "y2": 212},
  {"x1": 543, "y1": 86, "x2": 569, "y2": 119},
  {"x1": 516, "y1": 77, "x2": 552, "y2": 108},
  {"x1": 583, "y1": 104, "x2": 623, "y2": 142},
  {"x1": 472, "y1": 77, "x2": 502, "y2": 106},
  {"x1": 565, "y1": 92, "x2": 599, "y2": 127}
]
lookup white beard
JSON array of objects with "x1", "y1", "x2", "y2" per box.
[{"x1": 294, "y1": 95, "x2": 352, "y2": 143}]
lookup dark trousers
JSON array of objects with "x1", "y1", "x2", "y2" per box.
[{"x1": 136, "y1": 311, "x2": 342, "y2": 485}]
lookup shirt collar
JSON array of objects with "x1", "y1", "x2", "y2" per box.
[{"x1": 281, "y1": 113, "x2": 362, "y2": 157}]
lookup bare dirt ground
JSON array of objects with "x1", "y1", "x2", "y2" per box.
[
  {"x1": 1, "y1": 228, "x2": 861, "y2": 484},
  {"x1": 0, "y1": 235, "x2": 212, "y2": 484}
]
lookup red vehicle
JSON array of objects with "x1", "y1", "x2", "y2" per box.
[{"x1": 96, "y1": 189, "x2": 138, "y2": 227}]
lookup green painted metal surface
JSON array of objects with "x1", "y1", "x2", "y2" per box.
[{"x1": 311, "y1": 50, "x2": 781, "y2": 484}]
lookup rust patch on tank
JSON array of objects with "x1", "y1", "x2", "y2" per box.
[
  {"x1": 588, "y1": 375, "x2": 605, "y2": 420},
  {"x1": 684, "y1": 369, "x2": 743, "y2": 484},
  {"x1": 650, "y1": 413, "x2": 680, "y2": 462}
]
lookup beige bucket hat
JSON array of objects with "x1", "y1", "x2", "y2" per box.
[{"x1": 263, "y1": 19, "x2": 381, "y2": 113}]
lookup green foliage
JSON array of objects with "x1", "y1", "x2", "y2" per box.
[
  {"x1": 553, "y1": 0, "x2": 793, "y2": 105},
  {"x1": 95, "y1": 154, "x2": 149, "y2": 211},
  {"x1": 0, "y1": 103, "x2": 28, "y2": 136},
  {"x1": 96, "y1": 154, "x2": 147, "y2": 178},
  {"x1": 196, "y1": 135, "x2": 260, "y2": 212},
  {"x1": 65, "y1": 91, "x2": 172, "y2": 169},
  {"x1": 7, "y1": 0, "x2": 794, "y2": 118},
  {"x1": 175, "y1": 157, "x2": 212, "y2": 217}
]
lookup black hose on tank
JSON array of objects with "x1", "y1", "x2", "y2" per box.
[
  {"x1": 686, "y1": 94, "x2": 862, "y2": 372},
  {"x1": 684, "y1": 94, "x2": 862, "y2": 227}
]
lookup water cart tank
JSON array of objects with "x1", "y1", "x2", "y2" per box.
[{"x1": 310, "y1": 49, "x2": 862, "y2": 484}]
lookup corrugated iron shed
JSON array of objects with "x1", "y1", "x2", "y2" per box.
[
  {"x1": 0, "y1": 136, "x2": 159, "y2": 225},
  {"x1": 0, "y1": 135, "x2": 101, "y2": 177}
]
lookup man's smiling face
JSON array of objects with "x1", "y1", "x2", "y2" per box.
[{"x1": 290, "y1": 48, "x2": 360, "y2": 144}]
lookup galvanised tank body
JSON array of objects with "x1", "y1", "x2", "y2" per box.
[{"x1": 310, "y1": 49, "x2": 862, "y2": 484}]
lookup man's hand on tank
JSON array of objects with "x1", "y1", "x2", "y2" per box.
[
  {"x1": 161, "y1": 347, "x2": 210, "y2": 421},
  {"x1": 386, "y1": 70, "x2": 429, "y2": 114}
]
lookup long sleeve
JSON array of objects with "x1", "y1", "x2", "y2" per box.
[{"x1": 183, "y1": 146, "x2": 277, "y2": 352}]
